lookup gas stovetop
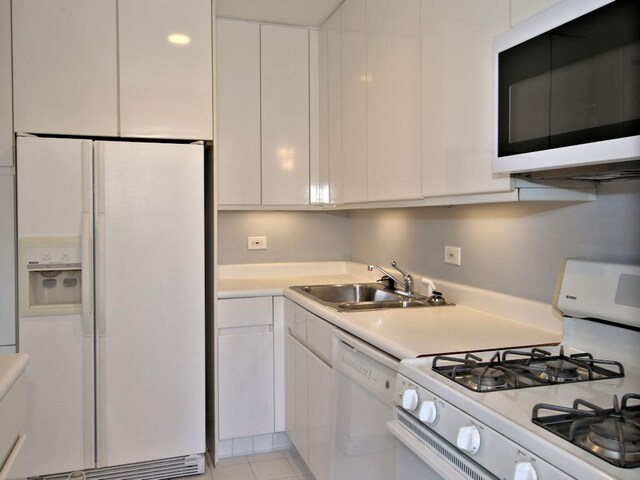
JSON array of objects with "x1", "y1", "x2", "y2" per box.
[
  {"x1": 431, "y1": 345, "x2": 625, "y2": 392},
  {"x1": 533, "y1": 393, "x2": 640, "y2": 469}
]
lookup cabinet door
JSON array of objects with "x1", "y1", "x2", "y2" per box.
[
  {"x1": 285, "y1": 334, "x2": 309, "y2": 461},
  {"x1": 0, "y1": 174, "x2": 15, "y2": 347},
  {"x1": 366, "y1": 0, "x2": 422, "y2": 201},
  {"x1": 118, "y1": 0, "x2": 213, "y2": 140},
  {"x1": 0, "y1": 0, "x2": 12, "y2": 166},
  {"x1": 219, "y1": 331, "x2": 275, "y2": 440},
  {"x1": 12, "y1": 0, "x2": 118, "y2": 136},
  {"x1": 261, "y1": 25, "x2": 310, "y2": 206},
  {"x1": 341, "y1": 0, "x2": 367, "y2": 204},
  {"x1": 326, "y1": 9, "x2": 344, "y2": 205},
  {"x1": 421, "y1": 0, "x2": 512, "y2": 197},
  {"x1": 216, "y1": 19, "x2": 261, "y2": 205},
  {"x1": 307, "y1": 354, "x2": 332, "y2": 480}
]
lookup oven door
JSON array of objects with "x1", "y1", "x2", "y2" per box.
[{"x1": 388, "y1": 409, "x2": 498, "y2": 480}]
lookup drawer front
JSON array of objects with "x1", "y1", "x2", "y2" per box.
[
  {"x1": 284, "y1": 298, "x2": 307, "y2": 342},
  {"x1": 0, "y1": 372, "x2": 27, "y2": 474},
  {"x1": 306, "y1": 313, "x2": 334, "y2": 366},
  {"x1": 218, "y1": 297, "x2": 273, "y2": 329}
]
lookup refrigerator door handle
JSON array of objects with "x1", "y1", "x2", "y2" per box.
[
  {"x1": 95, "y1": 143, "x2": 107, "y2": 339},
  {"x1": 81, "y1": 142, "x2": 93, "y2": 338}
]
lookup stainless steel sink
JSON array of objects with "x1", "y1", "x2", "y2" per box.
[{"x1": 290, "y1": 283, "x2": 449, "y2": 312}]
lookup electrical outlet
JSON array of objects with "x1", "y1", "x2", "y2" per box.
[
  {"x1": 248, "y1": 236, "x2": 267, "y2": 250},
  {"x1": 444, "y1": 246, "x2": 461, "y2": 266}
]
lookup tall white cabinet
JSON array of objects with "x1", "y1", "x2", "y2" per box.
[
  {"x1": 340, "y1": 0, "x2": 367, "y2": 204},
  {"x1": 216, "y1": 21, "x2": 311, "y2": 206},
  {"x1": 261, "y1": 25, "x2": 310, "y2": 206},
  {"x1": 421, "y1": 0, "x2": 512, "y2": 197},
  {"x1": 366, "y1": 0, "x2": 422, "y2": 201},
  {"x1": 0, "y1": 0, "x2": 14, "y2": 351},
  {"x1": 216, "y1": 19, "x2": 262, "y2": 205},
  {"x1": 12, "y1": 0, "x2": 212, "y2": 140}
]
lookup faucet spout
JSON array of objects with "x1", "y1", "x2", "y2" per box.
[{"x1": 367, "y1": 261, "x2": 415, "y2": 295}]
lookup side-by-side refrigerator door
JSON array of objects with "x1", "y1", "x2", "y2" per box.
[
  {"x1": 94, "y1": 141, "x2": 205, "y2": 467},
  {"x1": 16, "y1": 136, "x2": 95, "y2": 477}
]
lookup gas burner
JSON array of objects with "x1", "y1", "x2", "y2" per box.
[
  {"x1": 545, "y1": 359, "x2": 581, "y2": 382},
  {"x1": 470, "y1": 367, "x2": 506, "y2": 390},
  {"x1": 583, "y1": 419, "x2": 640, "y2": 463},
  {"x1": 533, "y1": 394, "x2": 640, "y2": 468},
  {"x1": 431, "y1": 346, "x2": 625, "y2": 393}
]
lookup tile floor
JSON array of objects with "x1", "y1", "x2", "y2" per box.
[{"x1": 189, "y1": 449, "x2": 315, "y2": 480}]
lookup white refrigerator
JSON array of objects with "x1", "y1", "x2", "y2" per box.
[{"x1": 16, "y1": 136, "x2": 205, "y2": 479}]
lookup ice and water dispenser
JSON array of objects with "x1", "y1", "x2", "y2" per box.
[{"x1": 20, "y1": 236, "x2": 83, "y2": 316}]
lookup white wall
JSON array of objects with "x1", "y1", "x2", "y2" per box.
[
  {"x1": 217, "y1": 210, "x2": 350, "y2": 264},
  {"x1": 349, "y1": 179, "x2": 640, "y2": 303}
]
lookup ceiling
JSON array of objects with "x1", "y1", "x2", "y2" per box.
[{"x1": 216, "y1": 0, "x2": 343, "y2": 27}]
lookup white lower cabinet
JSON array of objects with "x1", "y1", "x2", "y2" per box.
[
  {"x1": 0, "y1": 173, "x2": 15, "y2": 348},
  {"x1": 307, "y1": 354, "x2": 332, "y2": 480},
  {"x1": 284, "y1": 298, "x2": 334, "y2": 480},
  {"x1": 286, "y1": 335, "x2": 309, "y2": 462},
  {"x1": 218, "y1": 297, "x2": 275, "y2": 441}
]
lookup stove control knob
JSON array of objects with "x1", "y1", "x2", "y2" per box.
[
  {"x1": 456, "y1": 425, "x2": 481, "y2": 455},
  {"x1": 401, "y1": 389, "x2": 419, "y2": 411},
  {"x1": 513, "y1": 462, "x2": 538, "y2": 480},
  {"x1": 418, "y1": 400, "x2": 437, "y2": 424}
]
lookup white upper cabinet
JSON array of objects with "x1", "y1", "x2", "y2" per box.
[
  {"x1": 261, "y1": 25, "x2": 310, "y2": 206},
  {"x1": 216, "y1": 19, "x2": 261, "y2": 205},
  {"x1": 325, "y1": 9, "x2": 343, "y2": 205},
  {"x1": 421, "y1": 0, "x2": 512, "y2": 197},
  {"x1": 341, "y1": 0, "x2": 367, "y2": 204},
  {"x1": 0, "y1": 0, "x2": 12, "y2": 166},
  {"x1": 12, "y1": 0, "x2": 212, "y2": 140},
  {"x1": 119, "y1": 0, "x2": 213, "y2": 140},
  {"x1": 12, "y1": 0, "x2": 119, "y2": 136},
  {"x1": 366, "y1": 0, "x2": 422, "y2": 202}
]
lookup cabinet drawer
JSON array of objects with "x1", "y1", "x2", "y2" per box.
[
  {"x1": 218, "y1": 297, "x2": 273, "y2": 329},
  {"x1": 306, "y1": 314, "x2": 334, "y2": 366},
  {"x1": 284, "y1": 298, "x2": 307, "y2": 342}
]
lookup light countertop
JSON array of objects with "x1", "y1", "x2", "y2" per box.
[
  {"x1": 217, "y1": 262, "x2": 563, "y2": 360},
  {"x1": 0, "y1": 353, "x2": 29, "y2": 401}
]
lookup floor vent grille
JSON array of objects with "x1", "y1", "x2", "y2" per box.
[{"x1": 36, "y1": 454, "x2": 204, "y2": 480}]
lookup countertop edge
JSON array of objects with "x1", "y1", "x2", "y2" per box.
[{"x1": 0, "y1": 353, "x2": 29, "y2": 401}]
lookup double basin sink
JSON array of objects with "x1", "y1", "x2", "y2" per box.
[{"x1": 290, "y1": 283, "x2": 450, "y2": 312}]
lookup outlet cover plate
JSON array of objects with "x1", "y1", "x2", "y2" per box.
[
  {"x1": 444, "y1": 246, "x2": 461, "y2": 266},
  {"x1": 248, "y1": 236, "x2": 267, "y2": 250}
]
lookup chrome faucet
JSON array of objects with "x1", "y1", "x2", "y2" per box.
[{"x1": 367, "y1": 261, "x2": 415, "y2": 295}]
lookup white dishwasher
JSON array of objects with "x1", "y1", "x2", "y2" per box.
[{"x1": 331, "y1": 330, "x2": 399, "y2": 480}]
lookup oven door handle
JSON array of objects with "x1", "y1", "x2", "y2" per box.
[{"x1": 387, "y1": 420, "x2": 468, "y2": 480}]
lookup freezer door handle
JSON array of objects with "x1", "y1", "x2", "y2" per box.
[
  {"x1": 81, "y1": 141, "x2": 94, "y2": 338},
  {"x1": 95, "y1": 143, "x2": 107, "y2": 338}
]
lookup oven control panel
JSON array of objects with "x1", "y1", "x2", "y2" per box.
[{"x1": 394, "y1": 375, "x2": 573, "y2": 480}]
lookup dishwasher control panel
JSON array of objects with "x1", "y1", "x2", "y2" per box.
[{"x1": 335, "y1": 339, "x2": 396, "y2": 401}]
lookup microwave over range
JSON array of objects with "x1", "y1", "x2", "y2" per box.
[{"x1": 492, "y1": 0, "x2": 640, "y2": 177}]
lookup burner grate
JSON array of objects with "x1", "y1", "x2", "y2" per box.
[
  {"x1": 432, "y1": 346, "x2": 625, "y2": 393},
  {"x1": 532, "y1": 393, "x2": 640, "y2": 469}
]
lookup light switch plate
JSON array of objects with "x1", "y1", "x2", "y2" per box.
[
  {"x1": 248, "y1": 236, "x2": 267, "y2": 250},
  {"x1": 444, "y1": 246, "x2": 461, "y2": 266}
]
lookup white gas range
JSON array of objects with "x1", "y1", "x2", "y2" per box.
[{"x1": 388, "y1": 260, "x2": 640, "y2": 480}]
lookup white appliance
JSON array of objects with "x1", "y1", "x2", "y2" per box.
[
  {"x1": 492, "y1": 0, "x2": 640, "y2": 175},
  {"x1": 16, "y1": 136, "x2": 205, "y2": 479},
  {"x1": 388, "y1": 260, "x2": 640, "y2": 479},
  {"x1": 331, "y1": 329, "x2": 399, "y2": 480}
]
